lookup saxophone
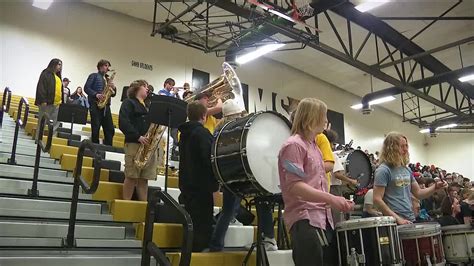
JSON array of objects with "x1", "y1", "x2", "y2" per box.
[
  {"x1": 97, "y1": 70, "x2": 116, "y2": 109},
  {"x1": 134, "y1": 123, "x2": 166, "y2": 169}
]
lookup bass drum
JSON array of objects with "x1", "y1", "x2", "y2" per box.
[
  {"x1": 212, "y1": 111, "x2": 291, "y2": 197},
  {"x1": 337, "y1": 150, "x2": 373, "y2": 188}
]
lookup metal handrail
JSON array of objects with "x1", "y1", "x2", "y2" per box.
[
  {"x1": 65, "y1": 140, "x2": 103, "y2": 248},
  {"x1": 0, "y1": 87, "x2": 12, "y2": 126},
  {"x1": 8, "y1": 97, "x2": 29, "y2": 165},
  {"x1": 141, "y1": 187, "x2": 193, "y2": 266},
  {"x1": 29, "y1": 112, "x2": 54, "y2": 197}
]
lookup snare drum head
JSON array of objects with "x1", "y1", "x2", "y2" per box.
[
  {"x1": 442, "y1": 224, "x2": 473, "y2": 234},
  {"x1": 398, "y1": 223, "x2": 441, "y2": 238},
  {"x1": 346, "y1": 150, "x2": 373, "y2": 188},
  {"x1": 245, "y1": 112, "x2": 291, "y2": 194},
  {"x1": 336, "y1": 216, "x2": 396, "y2": 230}
]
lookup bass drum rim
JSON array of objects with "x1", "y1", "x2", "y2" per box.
[{"x1": 212, "y1": 111, "x2": 291, "y2": 197}]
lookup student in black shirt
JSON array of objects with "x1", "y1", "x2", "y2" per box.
[{"x1": 178, "y1": 101, "x2": 218, "y2": 252}]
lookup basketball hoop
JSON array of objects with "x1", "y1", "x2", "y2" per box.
[{"x1": 291, "y1": 0, "x2": 314, "y2": 21}]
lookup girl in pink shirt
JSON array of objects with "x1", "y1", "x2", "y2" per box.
[{"x1": 278, "y1": 98, "x2": 354, "y2": 266}]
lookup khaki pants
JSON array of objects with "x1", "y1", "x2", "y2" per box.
[
  {"x1": 124, "y1": 143, "x2": 158, "y2": 180},
  {"x1": 35, "y1": 104, "x2": 59, "y2": 141}
]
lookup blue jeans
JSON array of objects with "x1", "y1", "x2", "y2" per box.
[{"x1": 209, "y1": 187, "x2": 275, "y2": 251}]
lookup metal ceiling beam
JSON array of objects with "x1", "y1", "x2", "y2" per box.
[
  {"x1": 211, "y1": 0, "x2": 467, "y2": 115},
  {"x1": 377, "y1": 36, "x2": 474, "y2": 69},
  {"x1": 330, "y1": 2, "x2": 474, "y2": 99},
  {"x1": 266, "y1": 22, "x2": 466, "y2": 116},
  {"x1": 378, "y1": 16, "x2": 474, "y2": 21}
]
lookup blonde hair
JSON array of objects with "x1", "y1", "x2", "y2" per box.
[
  {"x1": 291, "y1": 98, "x2": 327, "y2": 141},
  {"x1": 379, "y1": 132, "x2": 409, "y2": 167}
]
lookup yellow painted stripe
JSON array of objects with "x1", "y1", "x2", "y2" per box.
[
  {"x1": 60, "y1": 154, "x2": 93, "y2": 171},
  {"x1": 135, "y1": 223, "x2": 183, "y2": 248},
  {"x1": 110, "y1": 200, "x2": 147, "y2": 222},
  {"x1": 91, "y1": 181, "x2": 122, "y2": 201},
  {"x1": 50, "y1": 144, "x2": 79, "y2": 160},
  {"x1": 82, "y1": 167, "x2": 109, "y2": 183},
  {"x1": 167, "y1": 252, "x2": 256, "y2": 266}
]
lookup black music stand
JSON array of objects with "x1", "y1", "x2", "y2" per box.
[
  {"x1": 57, "y1": 103, "x2": 88, "y2": 140},
  {"x1": 149, "y1": 95, "x2": 187, "y2": 192}
]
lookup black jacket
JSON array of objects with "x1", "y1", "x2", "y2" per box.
[
  {"x1": 119, "y1": 98, "x2": 150, "y2": 143},
  {"x1": 178, "y1": 121, "x2": 218, "y2": 193},
  {"x1": 35, "y1": 69, "x2": 63, "y2": 106}
]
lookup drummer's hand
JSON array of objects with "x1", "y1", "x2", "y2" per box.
[
  {"x1": 330, "y1": 195, "x2": 354, "y2": 212},
  {"x1": 396, "y1": 217, "x2": 412, "y2": 225},
  {"x1": 434, "y1": 180, "x2": 448, "y2": 190},
  {"x1": 349, "y1": 179, "x2": 358, "y2": 187}
]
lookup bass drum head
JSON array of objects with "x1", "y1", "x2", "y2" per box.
[
  {"x1": 245, "y1": 112, "x2": 291, "y2": 194},
  {"x1": 346, "y1": 150, "x2": 373, "y2": 188}
]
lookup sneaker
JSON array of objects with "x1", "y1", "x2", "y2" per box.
[
  {"x1": 244, "y1": 237, "x2": 278, "y2": 252},
  {"x1": 263, "y1": 237, "x2": 278, "y2": 251},
  {"x1": 230, "y1": 218, "x2": 243, "y2": 226}
]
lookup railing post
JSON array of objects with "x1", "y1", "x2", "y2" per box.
[
  {"x1": 29, "y1": 113, "x2": 53, "y2": 198},
  {"x1": 141, "y1": 187, "x2": 160, "y2": 266},
  {"x1": 0, "y1": 87, "x2": 12, "y2": 126},
  {"x1": 8, "y1": 97, "x2": 28, "y2": 165},
  {"x1": 65, "y1": 140, "x2": 102, "y2": 248}
]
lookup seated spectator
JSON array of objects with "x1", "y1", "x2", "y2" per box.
[
  {"x1": 436, "y1": 196, "x2": 460, "y2": 227},
  {"x1": 70, "y1": 86, "x2": 89, "y2": 108},
  {"x1": 457, "y1": 188, "x2": 473, "y2": 224},
  {"x1": 362, "y1": 188, "x2": 382, "y2": 218}
]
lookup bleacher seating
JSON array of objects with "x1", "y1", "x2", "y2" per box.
[{"x1": 0, "y1": 93, "x2": 294, "y2": 266}]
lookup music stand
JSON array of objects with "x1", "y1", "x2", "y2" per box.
[
  {"x1": 149, "y1": 95, "x2": 187, "y2": 192},
  {"x1": 57, "y1": 103, "x2": 88, "y2": 140}
]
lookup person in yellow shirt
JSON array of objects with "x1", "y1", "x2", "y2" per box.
[
  {"x1": 34, "y1": 58, "x2": 63, "y2": 141},
  {"x1": 195, "y1": 92, "x2": 223, "y2": 134},
  {"x1": 316, "y1": 133, "x2": 335, "y2": 188}
]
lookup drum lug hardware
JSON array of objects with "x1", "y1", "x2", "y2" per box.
[{"x1": 347, "y1": 248, "x2": 365, "y2": 266}]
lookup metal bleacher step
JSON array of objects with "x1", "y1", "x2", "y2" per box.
[
  {"x1": 0, "y1": 221, "x2": 126, "y2": 239},
  {"x1": 0, "y1": 197, "x2": 102, "y2": 214},
  {"x1": 0, "y1": 237, "x2": 142, "y2": 249},
  {"x1": 0, "y1": 154, "x2": 61, "y2": 169},
  {"x1": 0, "y1": 145, "x2": 50, "y2": 158},
  {"x1": 0, "y1": 253, "x2": 150, "y2": 266},
  {"x1": 0, "y1": 164, "x2": 72, "y2": 183},
  {"x1": 0, "y1": 179, "x2": 92, "y2": 200},
  {"x1": 0, "y1": 208, "x2": 112, "y2": 221}
]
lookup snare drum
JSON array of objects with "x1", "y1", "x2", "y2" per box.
[
  {"x1": 336, "y1": 216, "x2": 403, "y2": 265},
  {"x1": 212, "y1": 111, "x2": 291, "y2": 197},
  {"x1": 441, "y1": 224, "x2": 474, "y2": 263},
  {"x1": 398, "y1": 223, "x2": 445, "y2": 266}
]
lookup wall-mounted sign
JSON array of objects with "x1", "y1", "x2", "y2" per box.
[{"x1": 131, "y1": 60, "x2": 153, "y2": 71}]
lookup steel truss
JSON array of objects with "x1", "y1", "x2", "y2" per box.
[{"x1": 151, "y1": 0, "x2": 474, "y2": 130}]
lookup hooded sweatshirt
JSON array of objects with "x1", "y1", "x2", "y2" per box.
[{"x1": 178, "y1": 121, "x2": 218, "y2": 193}]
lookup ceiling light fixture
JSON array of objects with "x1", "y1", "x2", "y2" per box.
[
  {"x1": 350, "y1": 95, "x2": 396, "y2": 109},
  {"x1": 419, "y1": 123, "x2": 458, "y2": 134},
  {"x1": 458, "y1": 74, "x2": 474, "y2": 82},
  {"x1": 33, "y1": 0, "x2": 54, "y2": 10},
  {"x1": 236, "y1": 43, "x2": 286, "y2": 64},
  {"x1": 355, "y1": 0, "x2": 390, "y2": 12}
]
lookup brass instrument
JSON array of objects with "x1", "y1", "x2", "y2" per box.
[
  {"x1": 97, "y1": 70, "x2": 116, "y2": 109},
  {"x1": 185, "y1": 62, "x2": 243, "y2": 108},
  {"x1": 134, "y1": 123, "x2": 166, "y2": 169}
]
